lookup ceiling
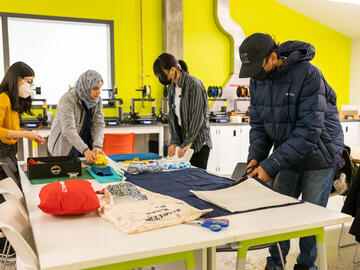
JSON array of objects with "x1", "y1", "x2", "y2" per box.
[{"x1": 275, "y1": 0, "x2": 360, "y2": 39}]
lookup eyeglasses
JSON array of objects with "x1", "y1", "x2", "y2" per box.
[{"x1": 21, "y1": 78, "x2": 34, "y2": 87}]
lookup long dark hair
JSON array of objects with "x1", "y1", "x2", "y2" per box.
[
  {"x1": 0, "y1": 62, "x2": 35, "y2": 114},
  {"x1": 153, "y1": 53, "x2": 188, "y2": 78}
]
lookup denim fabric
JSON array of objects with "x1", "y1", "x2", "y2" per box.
[{"x1": 266, "y1": 167, "x2": 335, "y2": 270}]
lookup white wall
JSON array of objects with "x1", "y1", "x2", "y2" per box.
[{"x1": 350, "y1": 38, "x2": 360, "y2": 105}]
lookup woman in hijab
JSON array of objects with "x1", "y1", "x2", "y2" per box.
[{"x1": 47, "y1": 70, "x2": 105, "y2": 164}]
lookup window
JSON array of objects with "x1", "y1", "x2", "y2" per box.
[{"x1": 7, "y1": 17, "x2": 112, "y2": 104}]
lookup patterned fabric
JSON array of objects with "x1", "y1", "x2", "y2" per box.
[
  {"x1": 127, "y1": 161, "x2": 162, "y2": 174},
  {"x1": 106, "y1": 182, "x2": 147, "y2": 200},
  {"x1": 75, "y1": 70, "x2": 103, "y2": 109},
  {"x1": 167, "y1": 72, "x2": 212, "y2": 153}
]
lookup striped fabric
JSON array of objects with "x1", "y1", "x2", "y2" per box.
[{"x1": 168, "y1": 72, "x2": 212, "y2": 153}]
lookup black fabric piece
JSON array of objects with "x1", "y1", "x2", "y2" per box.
[
  {"x1": 72, "y1": 100, "x2": 94, "y2": 157},
  {"x1": 190, "y1": 145, "x2": 210, "y2": 169},
  {"x1": 125, "y1": 168, "x2": 302, "y2": 218}
]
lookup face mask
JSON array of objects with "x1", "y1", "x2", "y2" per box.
[
  {"x1": 158, "y1": 69, "x2": 174, "y2": 85},
  {"x1": 18, "y1": 82, "x2": 33, "y2": 98},
  {"x1": 252, "y1": 68, "x2": 272, "y2": 81},
  {"x1": 158, "y1": 76, "x2": 171, "y2": 85}
]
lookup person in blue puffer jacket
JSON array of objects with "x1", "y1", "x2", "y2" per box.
[{"x1": 239, "y1": 33, "x2": 344, "y2": 270}]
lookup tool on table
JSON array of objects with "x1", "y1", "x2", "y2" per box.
[{"x1": 198, "y1": 218, "x2": 229, "y2": 232}]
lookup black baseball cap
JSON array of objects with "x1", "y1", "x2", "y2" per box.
[{"x1": 239, "y1": 33, "x2": 274, "y2": 78}]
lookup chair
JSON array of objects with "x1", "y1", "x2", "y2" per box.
[
  {"x1": 216, "y1": 162, "x2": 285, "y2": 269},
  {"x1": 103, "y1": 133, "x2": 135, "y2": 156},
  {"x1": 0, "y1": 163, "x2": 18, "y2": 184},
  {"x1": 0, "y1": 177, "x2": 28, "y2": 221},
  {"x1": 0, "y1": 200, "x2": 39, "y2": 270}
]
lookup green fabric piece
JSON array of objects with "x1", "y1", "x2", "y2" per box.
[{"x1": 86, "y1": 167, "x2": 123, "y2": 183}]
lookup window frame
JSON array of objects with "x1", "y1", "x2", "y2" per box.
[{"x1": 0, "y1": 12, "x2": 115, "y2": 87}]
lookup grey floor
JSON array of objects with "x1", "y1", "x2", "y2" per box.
[{"x1": 1, "y1": 195, "x2": 358, "y2": 270}]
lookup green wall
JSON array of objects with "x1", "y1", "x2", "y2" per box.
[{"x1": 1, "y1": 0, "x2": 351, "y2": 113}]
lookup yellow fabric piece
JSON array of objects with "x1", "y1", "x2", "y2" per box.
[
  {"x1": 0, "y1": 92, "x2": 21, "y2": 145},
  {"x1": 94, "y1": 154, "x2": 109, "y2": 165}
]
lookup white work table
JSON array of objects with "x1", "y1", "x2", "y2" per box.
[{"x1": 19, "y1": 165, "x2": 351, "y2": 270}]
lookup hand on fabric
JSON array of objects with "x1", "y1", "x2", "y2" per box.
[
  {"x1": 25, "y1": 131, "x2": 45, "y2": 144},
  {"x1": 168, "y1": 144, "x2": 177, "y2": 157},
  {"x1": 178, "y1": 143, "x2": 192, "y2": 158},
  {"x1": 248, "y1": 166, "x2": 272, "y2": 182},
  {"x1": 84, "y1": 149, "x2": 97, "y2": 164},
  {"x1": 92, "y1": 147, "x2": 103, "y2": 155}
]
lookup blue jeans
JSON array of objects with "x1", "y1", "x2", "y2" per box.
[{"x1": 266, "y1": 167, "x2": 335, "y2": 270}]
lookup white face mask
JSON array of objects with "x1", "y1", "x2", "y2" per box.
[{"x1": 18, "y1": 80, "x2": 33, "y2": 98}]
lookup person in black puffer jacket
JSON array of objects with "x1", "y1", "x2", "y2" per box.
[{"x1": 239, "y1": 33, "x2": 344, "y2": 270}]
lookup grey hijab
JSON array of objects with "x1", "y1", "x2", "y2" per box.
[{"x1": 75, "y1": 70, "x2": 103, "y2": 109}]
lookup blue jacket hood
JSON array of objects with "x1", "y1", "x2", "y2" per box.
[{"x1": 275, "y1": 41, "x2": 315, "y2": 76}]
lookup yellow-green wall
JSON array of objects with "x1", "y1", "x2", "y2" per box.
[
  {"x1": 1, "y1": 0, "x2": 351, "y2": 113},
  {"x1": 0, "y1": 0, "x2": 163, "y2": 114},
  {"x1": 184, "y1": 0, "x2": 351, "y2": 108}
]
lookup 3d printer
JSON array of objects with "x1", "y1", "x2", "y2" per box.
[
  {"x1": 20, "y1": 87, "x2": 48, "y2": 128},
  {"x1": 207, "y1": 86, "x2": 229, "y2": 123},
  {"x1": 233, "y1": 86, "x2": 250, "y2": 121},
  {"x1": 102, "y1": 87, "x2": 123, "y2": 127},
  {"x1": 130, "y1": 85, "x2": 157, "y2": 124}
]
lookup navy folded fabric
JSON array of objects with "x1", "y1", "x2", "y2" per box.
[
  {"x1": 91, "y1": 166, "x2": 113, "y2": 176},
  {"x1": 108, "y1": 153, "x2": 162, "y2": 162},
  {"x1": 125, "y1": 168, "x2": 302, "y2": 218}
]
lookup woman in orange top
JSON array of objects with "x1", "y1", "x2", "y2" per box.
[{"x1": 0, "y1": 62, "x2": 44, "y2": 184}]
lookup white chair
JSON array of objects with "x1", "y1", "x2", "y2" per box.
[
  {"x1": 0, "y1": 200, "x2": 39, "y2": 270},
  {"x1": 0, "y1": 177, "x2": 28, "y2": 221}
]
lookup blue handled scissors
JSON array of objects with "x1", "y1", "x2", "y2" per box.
[{"x1": 198, "y1": 218, "x2": 229, "y2": 232}]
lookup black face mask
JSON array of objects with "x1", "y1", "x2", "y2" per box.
[
  {"x1": 158, "y1": 76, "x2": 171, "y2": 85},
  {"x1": 252, "y1": 68, "x2": 272, "y2": 81}
]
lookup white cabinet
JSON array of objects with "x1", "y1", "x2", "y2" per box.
[
  {"x1": 341, "y1": 121, "x2": 360, "y2": 148},
  {"x1": 239, "y1": 125, "x2": 251, "y2": 163},
  {"x1": 207, "y1": 125, "x2": 250, "y2": 175}
]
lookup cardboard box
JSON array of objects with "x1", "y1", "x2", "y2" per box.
[
  {"x1": 27, "y1": 156, "x2": 81, "y2": 179},
  {"x1": 339, "y1": 110, "x2": 359, "y2": 120}
]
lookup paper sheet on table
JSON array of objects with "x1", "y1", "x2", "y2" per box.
[{"x1": 190, "y1": 178, "x2": 300, "y2": 213}]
